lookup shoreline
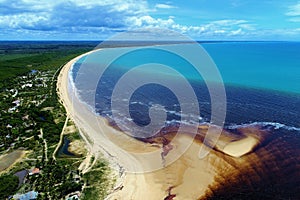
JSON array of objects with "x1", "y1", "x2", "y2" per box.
[
  {"x1": 56, "y1": 49, "x2": 299, "y2": 199},
  {"x1": 56, "y1": 49, "x2": 219, "y2": 199},
  {"x1": 57, "y1": 49, "x2": 154, "y2": 199}
]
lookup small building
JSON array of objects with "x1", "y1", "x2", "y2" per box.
[
  {"x1": 12, "y1": 100, "x2": 21, "y2": 106},
  {"x1": 21, "y1": 84, "x2": 33, "y2": 89},
  {"x1": 29, "y1": 168, "x2": 40, "y2": 176}
]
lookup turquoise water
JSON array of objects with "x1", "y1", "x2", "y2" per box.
[
  {"x1": 71, "y1": 42, "x2": 300, "y2": 199},
  {"x1": 75, "y1": 42, "x2": 300, "y2": 94},
  {"x1": 72, "y1": 42, "x2": 300, "y2": 127},
  {"x1": 202, "y1": 42, "x2": 300, "y2": 94}
]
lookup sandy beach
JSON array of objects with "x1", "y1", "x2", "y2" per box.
[
  {"x1": 57, "y1": 49, "x2": 225, "y2": 199},
  {"x1": 57, "y1": 50, "x2": 299, "y2": 200},
  {"x1": 57, "y1": 50, "x2": 162, "y2": 199}
]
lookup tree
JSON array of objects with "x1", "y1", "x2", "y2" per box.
[{"x1": 0, "y1": 174, "x2": 19, "y2": 198}]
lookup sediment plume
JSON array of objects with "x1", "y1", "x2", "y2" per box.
[{"x1": 58, "y1": 51, "x2": 300, "y2": 200}]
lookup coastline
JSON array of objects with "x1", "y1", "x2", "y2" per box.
[
  {"x1": 56, "y1": 49, "x2": 300, "y2": 200},
  {"x1": 56, "y1": 49, "x2": 221, "y2": 199},
  {"x1": 56, "y1": 49, "x2": 154, "y2": 199}
]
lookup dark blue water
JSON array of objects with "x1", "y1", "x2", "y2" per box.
[
  {"x1": 71, "y1": 41, "x2": 300, "y2": 200},
  {"x1": 72, "y1": 42, "x2": 300, "y2": 131}
]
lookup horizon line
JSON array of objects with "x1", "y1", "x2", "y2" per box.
[{"x1": 0, "y1": 40, "x2": 300, "y2": 43}]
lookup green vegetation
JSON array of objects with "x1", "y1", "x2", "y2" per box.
[
  {"x1": 81, "y1": 159, "x2": 115, "y2": 200},
  {"x1": 0, "y1": 42, "x2": 96, "y2": 152},
  {"x1": 0, "y1": 41, "x2": 96, "y2": 83},
  {"x1": 0, "y1": 41, "x2": 114, "y2": 199},
  {"x1": 27, "y1": 159, "x2": 83, "y2": 199},
  {"x1": 68, "y1": 130, "x2": 82, "y2": 141},
  {"x1": 0, "y1": 174, "x2": 19, "y2": 198}
]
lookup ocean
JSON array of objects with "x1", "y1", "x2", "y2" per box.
[
  {"x1": 71, "y1": 41, "x2": 300, "y2": 131},
  {"x1": 70, "y1": 41, "x2": 300, "y2": 199}
]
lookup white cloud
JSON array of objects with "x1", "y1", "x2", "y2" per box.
[
  {"x1": 286, "y1": 2, "x2": 300, "y2": 22},
  {"x1": 214, "y1": 30, "x2": 226, "y2": 34},
  {"x1": 0, "y1": 0, "x2": 149, "y2": 32},
  {"x1": 124, "y1": 15, "x2": 249, "y2": 39},
  {"x1": 210, "y1": 20, "x2": 248, "y2": 26},
  {"x1": 0, "y1": 13, "x2": 49, "y2": 29},
  {"x1": 238, "y1": 23, "x2": 256, "y2": 30},
  {"x1": 229, "y1": 28, "x2": 243, "y2": 36},
  {"x1": 155, "y1": 3, "x2": 176, "y2": 9},
  {"x1": 0, "y1": 0, "x2": 257, "y2": 40},
  {"x1": 127, "y1": 15, "x2": 175, "y2": 29},
  {"x1": 286, "y1": 2, "x2": 300, "y2": 16}
]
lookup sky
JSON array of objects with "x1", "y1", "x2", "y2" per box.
[{"x1": 1, "y1": 0, "x2": 300, "y2": 40}]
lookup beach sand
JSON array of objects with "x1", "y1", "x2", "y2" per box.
[
  {"x1": 57, "y1": 50, "x2": 299, "y2": 200},
  {"x1": 56, "y1": 50, "x2": 257, "y2": 199}
]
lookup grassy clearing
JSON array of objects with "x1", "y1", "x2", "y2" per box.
[{"x1": 0, "y1": 150, "x2": 26, "y2": 173}]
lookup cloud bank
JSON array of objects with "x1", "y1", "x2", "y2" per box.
[{"x1": 0, "y1": 0, "x2": 299, "y2": 40}]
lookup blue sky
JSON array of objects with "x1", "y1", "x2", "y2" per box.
[{"x1": 1, "y1": 0, "x2": 300, "y2": 40}]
